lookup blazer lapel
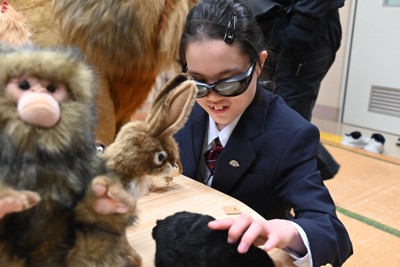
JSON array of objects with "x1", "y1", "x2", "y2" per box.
[
  {"x1": 212, "y1": 88, "x2": 268, "y2": 193},
  {"x1": 178, "y1": 103, "x2": 207, "y2": 179},
  {"x1": 191, "y1": 111, "x2": 207, "y2": 165},
  {"x1": 211, "y1": 126, "x2": 256, "y2": 193}
]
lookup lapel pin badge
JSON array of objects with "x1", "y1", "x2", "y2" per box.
[{"x1": 229, "y1": 160, "x2": 240, "y2": 167}]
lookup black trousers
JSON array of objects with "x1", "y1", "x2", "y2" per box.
[
  {"x1": 260, "y1": 10, "x2": 342, "y2": 179},
  {"x1": 273, "y1": 10, "x2": 342, "y2": 121}
]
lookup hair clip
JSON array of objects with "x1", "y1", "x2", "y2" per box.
[{"x1": 224, "y1": 12, "x2": 237, "y2": 44}]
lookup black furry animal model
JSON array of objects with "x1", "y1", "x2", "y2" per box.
[
  {"x1": 152, "y1": 211, "x2": 276, "y2": 267},
  {"x1": 0, "y1": 45, "x2": 141, "y2": 266}
]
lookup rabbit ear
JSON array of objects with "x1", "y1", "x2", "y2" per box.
[{"x1": 145, "y1": 73, "x2": 197, "y2": 137}]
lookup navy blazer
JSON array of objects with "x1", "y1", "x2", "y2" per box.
[{"x1": 174, "y1": 88, "x2": 352, "y2": 266}]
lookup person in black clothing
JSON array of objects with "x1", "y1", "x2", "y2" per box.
[{"x1": 243, "y1": 0, "x2": 344, "y2": 180}]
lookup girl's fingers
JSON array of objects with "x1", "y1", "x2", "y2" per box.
[
  {"x1": 263, "y1": 234, "x2": 279, "y2": 251},
  {"x1": 226, "y1": 214, "x2": 254, "y2": 243},
  {"x1": 208, "y1": 218, "x2": 234, "y2": 230},
  {"x1": 209, "y1": 214, "x2": 253, "y2": 243},
  {"x1": 209, "y1": 215, "x2": 274, "y2": 253},
  {"x1": 238, "y1": 220, "x2": 267, "y2": 253}
]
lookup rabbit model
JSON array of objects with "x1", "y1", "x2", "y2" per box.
[{"x1": 102, "y1": 74, "x2": 197, "y2": 196}]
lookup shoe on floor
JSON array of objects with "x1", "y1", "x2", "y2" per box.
[
  {"x1": 363, "y1": 133, "x2": 385, "y2": 154},
  {"x1": 341, "y1": 131, "x2": 368, "y2": 148}
]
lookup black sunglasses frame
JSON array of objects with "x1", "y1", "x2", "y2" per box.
[{"x1": 192, "y1": 61, "x2": 257, "y2": 98}]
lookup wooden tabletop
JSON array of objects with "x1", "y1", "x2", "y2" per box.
[{"x1": 127, "y1": 175, "x2": 294, "y2": 267}]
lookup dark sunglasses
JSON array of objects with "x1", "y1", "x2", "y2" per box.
[{"x1": 191, "y1": 61, "x2": 256, "y2": 98}]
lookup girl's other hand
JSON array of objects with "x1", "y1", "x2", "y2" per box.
[{"x1": 208, "y1": 214, "x2": 306, "y2": 255}]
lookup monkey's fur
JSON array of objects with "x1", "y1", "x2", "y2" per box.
[
  {"x1": 0, "y1": 45, "x2": 141, "y2": 266},
  {"x1": 152, "y1": 211, "x2": 276, "y2": 267}
]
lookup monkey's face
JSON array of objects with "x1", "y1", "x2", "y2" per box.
[
  {"x1": 0, "y1": 75, "x2": 95, "y2": 155},
  {"x1": 0, "y1": 46, "x2": 97, "y2": 154},
  {"x1": 6, "y1": 75, "x2": 70, "y2": 128}
]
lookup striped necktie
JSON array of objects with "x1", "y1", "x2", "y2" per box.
[{"x1": 204, "y1": 137, "x2": 223, "y2": 184}]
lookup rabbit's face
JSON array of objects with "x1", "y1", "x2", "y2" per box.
[
  {"x1": 130, "y1": 133, "x2": 179, "y2": 177},
  {"x1": 117, "y1": 133, "x2": 181, "y2": 196},
  {"x1": 103, "y1": 126, "x2": 181, "y2": 191}
]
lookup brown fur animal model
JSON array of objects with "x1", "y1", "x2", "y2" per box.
[
  {"x1": 0, "y1": 0, "x2": 31, "y2": 46},
  {"x1": 0, "y1": 45, "x2": 141, "y2": 267},
  {"x1": 101, "y1": 74, "x2": 197, "y2": 196},
  {"x1": 50, "y1": 0, "x2": 198, "y2": 146},
  {"x1": 7, "y1": 0, "x2": 61, "y2": 47}
]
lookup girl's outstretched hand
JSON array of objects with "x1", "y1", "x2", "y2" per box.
[{"x1": 208, "y1": 214, "x2": 306, "y2": 255}]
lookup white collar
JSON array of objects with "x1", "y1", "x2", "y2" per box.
[{"x1": 207, "y1": 115, "x2": 242, "y2": 147}]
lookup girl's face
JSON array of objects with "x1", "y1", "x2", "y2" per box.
[{"x1": 185, "y1": 40, "x2": 265, "y2": 130}]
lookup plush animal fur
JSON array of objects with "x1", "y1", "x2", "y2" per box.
[
  {"x1": 152, "y1": 211, "x2": 276, "y2": 267},
  {"x1": 101, "y1": 74, "x2": 197, "y2": 196},
  {"x1": 0, "y1": 45, "x2": 141, "y2": 266},
  {"x1": 51, "y1": 0, "x2": 197, "y2": 146},
  {"x1": 9, "y1": 1, "x2": 61, "y2": 47},
  {"x1": 10, "y1": 0, "x2": 198, "y2": 145},
  {"x1": 0, "y1": 1, "x2": 31, "y2": 46}
]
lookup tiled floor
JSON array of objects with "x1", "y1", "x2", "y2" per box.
[{"x1": 312, "y1": 118, "x2": 400, "y2": 160}]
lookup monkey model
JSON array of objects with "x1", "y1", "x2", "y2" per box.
[{"x1": 0, "y1": 44, "x2": 141, "y2": 267}]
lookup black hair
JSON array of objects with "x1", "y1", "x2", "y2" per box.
[{"x1": 179, "y1": 0, "x2": 265, "y2": 69}]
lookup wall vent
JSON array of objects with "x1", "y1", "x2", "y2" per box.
[{"x1": 368, "y1": 85, "x2": 400, "y2": 118}]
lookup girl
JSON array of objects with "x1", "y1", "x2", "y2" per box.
[{"x1": 174, "y1": 0, "x2": 352, "y2": 266}]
